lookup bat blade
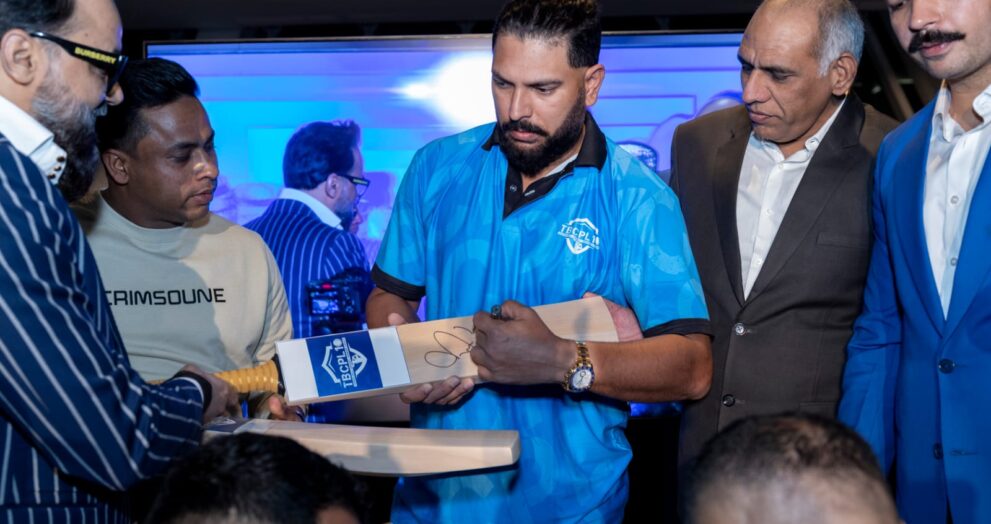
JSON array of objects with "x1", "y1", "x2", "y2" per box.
[{"x1": 204, "y1": 419, "x2": 520, "y2": 476}]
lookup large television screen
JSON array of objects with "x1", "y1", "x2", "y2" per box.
[{"x1": 146, "y1": 32, "x2": 744, "y2": 267}]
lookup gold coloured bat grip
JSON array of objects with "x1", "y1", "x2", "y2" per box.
[{"x1": 214, "y1": 359, "x2": 282, "y2": 394}]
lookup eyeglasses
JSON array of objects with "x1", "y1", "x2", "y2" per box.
[
  {"x1": 28, "y1": 31, "x2": 128, "y2": 96},
  {"x1": 336, "y1": 173, "x2": 370, "y2": 199}
]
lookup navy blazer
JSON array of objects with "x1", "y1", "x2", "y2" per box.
[{"x1": 0, "y1": 133, "x2": 205, "y2": 521}]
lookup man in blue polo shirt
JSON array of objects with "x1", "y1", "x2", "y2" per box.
[{"x1": 367, "y1": 0, "x2": 712, "y2": 521}]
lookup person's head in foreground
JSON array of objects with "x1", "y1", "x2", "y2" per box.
[
  {"x1": 684, "y1": 414, "x2": 900, "y2": 524},
  {"x1": 145, "y1": 433, "x2": 368, "y2": 524}
]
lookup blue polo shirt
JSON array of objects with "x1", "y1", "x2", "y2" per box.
[{"x1": 374, "y1": 115, "x2": 709, "y2": 523}]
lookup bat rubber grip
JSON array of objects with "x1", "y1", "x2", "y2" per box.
[{"x1": 214, "y1": 359, "x2": 281, "y2": 394}]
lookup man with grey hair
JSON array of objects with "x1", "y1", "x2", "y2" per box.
[
  {"x1": 669, "y1": 0, "x2": 898, "y2": 466},
  {"x1": 683, "y1": 414, "x2": 900, "y2": 524}
]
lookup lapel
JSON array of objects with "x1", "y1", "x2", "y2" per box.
[
  {"x1": 892, "y1": 101, "x2": 946, "y2": 334},
  {"x1": 745, "y1": 96, "x2": 865, "y2": 301},
  {"x1": 711, "y1": 109, "x2": 751, "y2": 308},
  {"x1": 944, "y1": 138, "x2": 991, "y2": 338}
]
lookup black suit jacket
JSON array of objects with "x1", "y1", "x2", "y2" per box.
[{"x1": 669, "y1": 96, "x2": 898, "y2": 465}]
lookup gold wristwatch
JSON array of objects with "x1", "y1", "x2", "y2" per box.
[{"x1": 563, "y1": 340, "x2": 595, "y2": 393}]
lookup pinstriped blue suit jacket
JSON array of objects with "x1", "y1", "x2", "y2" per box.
[
  {"x1": 245, "y1": 198, "x2": 370, "y2": 340},
  {"x1": 0, "y1": 134, "x2": 205, "y2": 522}
]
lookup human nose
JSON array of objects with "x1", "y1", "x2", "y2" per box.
[
  {"x1": 908, "y1": 0, "x2": 942, "y2": 33},
  {"x1": 196, "y1": 154, "x2": 219, "y2": 181},
  {"x1": 508, "y1": 89, "x2": 532, "y2": 122},
  {"x1": 741, "y1": 71, "x2": 768, "y2": 105}
]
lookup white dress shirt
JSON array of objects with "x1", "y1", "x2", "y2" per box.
[
  {"x1": 737, "y1": 99, "x2": 845, "y2": 298},
  {"x1": 924, "y1": 83, "x2": 991, "y2": 317},
  {"x1": 0, "y1": 94, "x2": 67, "y2": 183},
  {"x1": 278, "y1": 187, "x2": 343, "y2": 229}
]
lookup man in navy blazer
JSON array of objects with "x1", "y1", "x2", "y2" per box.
[{"x1": 839, "y1": 0, "x2": 991, "y2": 521}]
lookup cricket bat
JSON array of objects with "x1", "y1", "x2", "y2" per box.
[
  {"x1": 215, "y1": 296, "x2": 618, "y2": 405},
  {"x1": 204, "y1": 418, "x2": 520, "y2": 476}
]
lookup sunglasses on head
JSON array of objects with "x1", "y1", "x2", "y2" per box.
[{"x1": 28, "y1": 30, "x2": 128, "y2": 96}]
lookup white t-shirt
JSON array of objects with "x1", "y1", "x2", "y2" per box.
[{"x1": 76, "y1": 197, "x2": 293, "y2": 380}]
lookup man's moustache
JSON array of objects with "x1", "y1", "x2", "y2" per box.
[
  {"x1": 500, "y1": 119, "x2": 548, "y2": 137},
  {"x1": 908, "y1": 30, "x2": 965, "y2": 54}
]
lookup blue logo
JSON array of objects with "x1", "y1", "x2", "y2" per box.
[{"x1": 306, "y1": 331, "x2": 383, "y2": 396}]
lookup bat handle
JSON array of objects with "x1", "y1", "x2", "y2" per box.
[{"x1": 215, "y1": 359, "x2": 281, "y2": 395}]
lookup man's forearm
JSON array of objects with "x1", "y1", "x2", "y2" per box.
[
  {"x1": 585, "y1": 333, "x2": 712, "y2": 403},
  {"x1": 366, "y1": 287, "x2": 420, "y2": 328}
]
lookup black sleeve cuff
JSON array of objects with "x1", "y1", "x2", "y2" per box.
[
  {"x1": 170, "y1": 370, "x2": 212, "y2": 409},
  {"x1": 643, "y1": 318, "x2": 712, "y2": 338},
  {"x1": 371, "y1": 264, "x2": 425, "y2": 301}
]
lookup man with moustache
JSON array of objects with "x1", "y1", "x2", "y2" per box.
[
  {"x1": 367, "y1": 0, "x2": 711, "y2": 521},
  {"x1": 78, "y1": 58, "x2": 297, "y2": 419},
  {"x1": 839, "y1": 0, "x2": 991, "y2": 521},
  {"x1": 0, "y1": 0, "x2": 237, "y2": 520},
  {"x1": 669, "y1": 0, "x2": 897, "y2": 467}
]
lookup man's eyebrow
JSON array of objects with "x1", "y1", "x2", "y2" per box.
[
  {"x1": 737, "y1": 55, "x2": 794, "y2": 76},
  {"x1": 526, "y1": 80, "x2": 563, "y2": 89},
  {"x1": 167, "y1": 131, "x2": 216, "y2": 153}
]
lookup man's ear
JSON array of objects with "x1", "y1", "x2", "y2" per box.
[
  {"x1": 0, "y1": 29, "x2": 45, "y2": 88},
  {"x1": 829, "y1": 52, "x2": 857, "y2": 96},
  {"x1": 583, "y1": 64, "x2": 606, "y2": 107},
  {"x1": 323, "y1": 173, "x2": 340, "y2": 199},
  {"x1": 102, "y1": 149, "x2": 130, "y2": 185}
]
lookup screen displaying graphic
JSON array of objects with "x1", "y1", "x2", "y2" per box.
[{"x1": 147, "y1": 32, "x2": 744, "y2": 267}]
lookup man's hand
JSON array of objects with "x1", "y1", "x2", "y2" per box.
[
  {"x1": 471, "y1": 300, "x2": 574, "y2": 385},
  {"x1": 583, "y1": 292, "x2": 643, "y2": 342},
  {"x1": 179, "y1": 364, "x2": 240, "y2": 423},
  {"x1": 266, "y1": 395, "x2": 305, "y2": 422},
  {"x1": 399, "y1": 375, "x2": 476, "y2": 405}
]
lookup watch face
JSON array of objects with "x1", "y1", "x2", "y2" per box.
[{"x1": 570, "y1": 367, "x2": 594, "y2": 390}]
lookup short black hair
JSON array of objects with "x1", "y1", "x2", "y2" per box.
[
  {"x1": 96, "y1": 57, "x2": 200, "y2": 154},
  {"x1": 145, "y1": 433, "x2": 368, "y2": 524},
  {"x1": 684, "y1": 414, "x2": 895, "y2": 524},
  {"x1": 282, "y1": 120, "x2": 361, "y2": 190},
  {"x1": 492, "y1": 0, "x2": 601, "y2": 68},
  {"x1": 0, "y1": 0, "x2": 75, "y2": 36}
]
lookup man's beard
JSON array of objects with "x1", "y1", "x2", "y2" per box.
[
  {"x1": 335, "y1": 199, "x2": 357, "y2": 232},
  {"x1": 31, "y1": 68, "x2": 103, "y2": 203},
  {"x1": 497, "y1": 91, "x2": 586, "y2": 177}
]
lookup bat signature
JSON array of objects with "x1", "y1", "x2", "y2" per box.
[{"x1": 424, "y1": 325, "x2": 476, "y2": 368}]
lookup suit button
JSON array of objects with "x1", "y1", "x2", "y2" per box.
[
  {"x1": 733, "y1": 323, "x2": 746, "y2": 336},
  {"x1": 938, "y1": 359, "x2": 956, "y2": 374},
  {"x1": 721, "y1": 394, "x2": 736, "y2": 407},
  {"x1": 933, "y1": 443, "x2": 944, "y2": 460}
]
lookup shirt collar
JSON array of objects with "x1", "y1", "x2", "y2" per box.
[
  {"x1": 482, "y1": 112, "x2": 608, "y2": 171},
  {"x1": 752, "y1": 97, "x2": 847, "y2": 161},
  {"x1": 278, "y1": 187, "x2": 343, "y2": 229},
  {"x1": 932, "y1": 81, "x2": 991, "y2": 142},
  {"x1": 0, "y1": 94, "x2": 67, "y2": 184}
]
